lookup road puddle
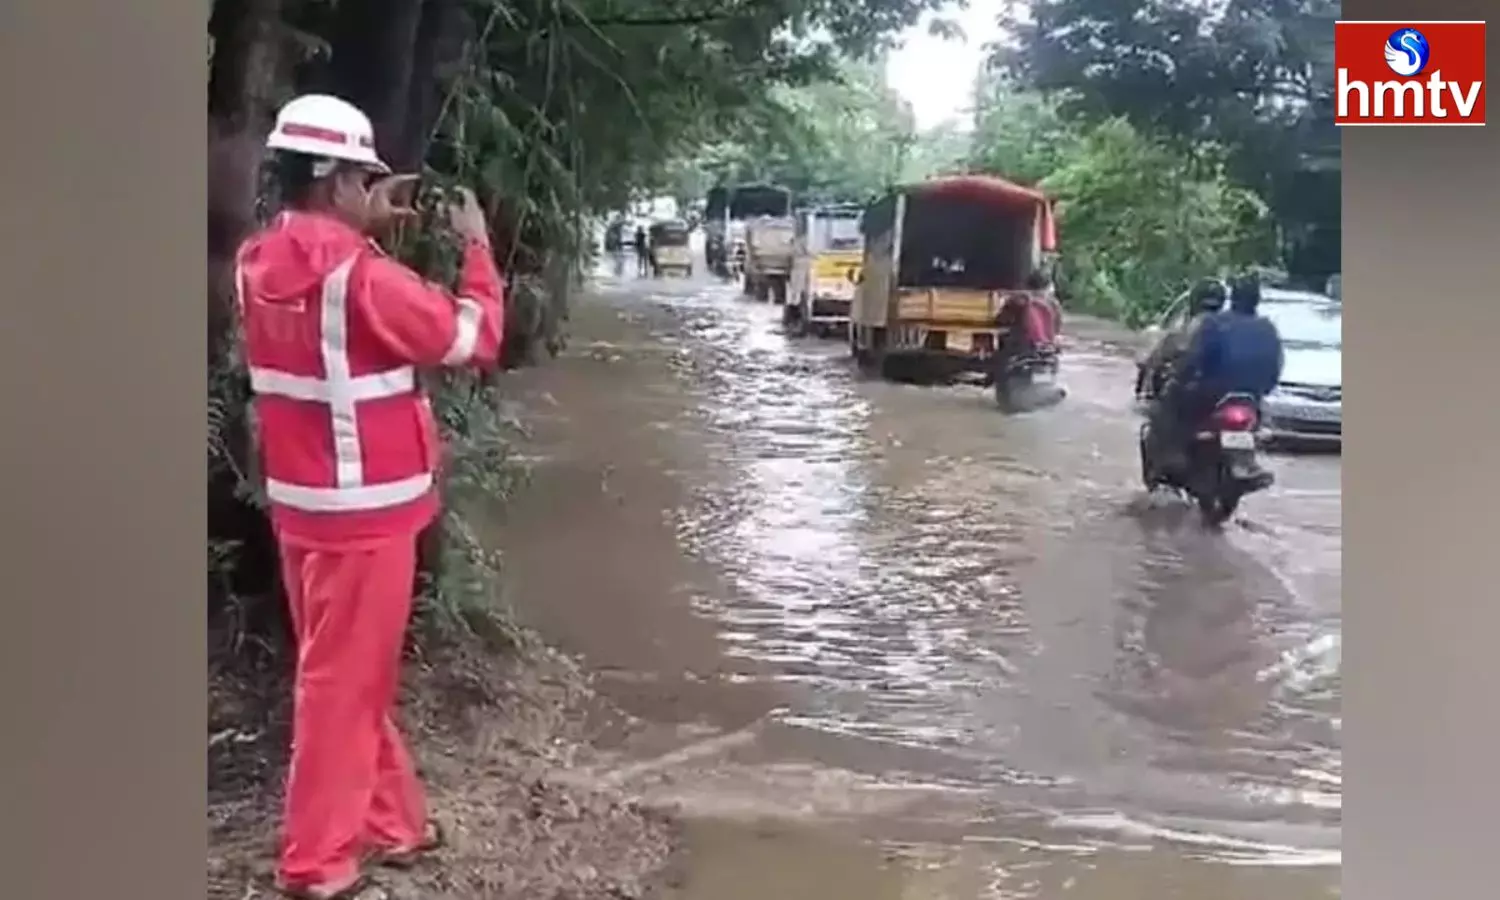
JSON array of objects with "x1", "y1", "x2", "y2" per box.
[{"x1": 494, "y1": 263, "x2": 1341, "y2": 897}]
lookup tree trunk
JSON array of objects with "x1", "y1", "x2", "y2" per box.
[
  {"x1": 207, "y1": 0, "x2": 294, "y2": 655},
  {"x1": 208, "y1": 0, "x2": 285, "y2": 127},
  {"x1": 396, "y1": 0, "x2": 473, "y2": 171},
  {"x1": 208, "y1": 0, "x2": 285, "y2": 361},
  {"x1": 317, "y1": 0, "x2": 426, "y2": 161}
]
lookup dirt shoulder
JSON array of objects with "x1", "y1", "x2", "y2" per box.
[{"x1": 208, "y1": 627, "x2": 675, "y2": 900}]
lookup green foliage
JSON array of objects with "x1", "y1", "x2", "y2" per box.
[
  {"x1": 416, "y1": 368, "x2": 526, "y2": 639},
  {"x1": 899, "y1": 120, "x2": 969, "y2": 182},
  {"x1": 421, "y1": 0, "x2": 953, "y2": 236},
  {"x1": 966, "y1": 81, "x2": 1271, "y2": 325},
  {"x1": 966, "y1": 88, "x2": 1080, "y2": 187},
  {"x1": 993, "y1": 0, "x2": 1339, "y2": 280},
  {"x1": 655, "y1": 56, "x2": 919, "y2": 205}
]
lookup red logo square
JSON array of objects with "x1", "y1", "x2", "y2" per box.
[{"x1": 1334, "y1": 21, "x2": 1486, "y2": 126}]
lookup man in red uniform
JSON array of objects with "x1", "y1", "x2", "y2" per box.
[{"x1": 234, "y1": 94, "x2": 506, "y2": 899}]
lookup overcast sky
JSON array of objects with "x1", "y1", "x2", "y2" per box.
[{"x1": 885, "y1": 1, "x2": 1006, "y2": 131}]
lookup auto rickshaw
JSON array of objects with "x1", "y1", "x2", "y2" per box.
[
  {"x1": 849, "y1": 175, "x2": 1064, "y2": 410},
  {"x1": 648, "y1": 219, "x2": 693, "y2": 277},
  {"x1": 784, "y1": 203, "x2": 864, "y2": 337}
]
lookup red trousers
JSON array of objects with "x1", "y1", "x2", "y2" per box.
[{"x1": 276, "y1": 536, "x2": 428, "y2": 889}]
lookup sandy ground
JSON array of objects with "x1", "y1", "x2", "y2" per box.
[{"x1": 207, "y1": 630, "x2": 676, "y2": 900}]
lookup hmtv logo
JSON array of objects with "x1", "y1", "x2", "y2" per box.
[{"x1": 1335, "y1": 21, "x2": 1486, "y2": 125}]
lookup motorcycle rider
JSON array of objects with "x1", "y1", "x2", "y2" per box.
[
  {"x1": 1136, "y1": 278, "x2": 1227, "y2": 397},
  {"x1": 1149, "y1": 273, "x2": 1284, "y2": 471},
  {"x1": 998, "y1": 270, "x2": 1062, "y2": 361}
]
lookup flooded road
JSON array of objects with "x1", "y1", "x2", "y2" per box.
[{"x1": 494, "y1": 260, "x2": 1340, "y2": 898}]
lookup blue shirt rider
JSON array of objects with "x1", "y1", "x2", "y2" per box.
[
  {"x1": 1179, "y1": 275, "x2": 1285, "y2": 400},
  {"x1": 1153, "y1": 274, "x2": 1284, "y2": 467}
]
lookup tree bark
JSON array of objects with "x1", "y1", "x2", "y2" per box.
[
  {"x1": 395, "y1": 0, "x2": 473, "y2": 171},
  {"x1": 317, "y1": 0, "x2": 426, "y2": 161},
  {"x1": 208, "y1": 0, "x2": 285, "y2": 356}
]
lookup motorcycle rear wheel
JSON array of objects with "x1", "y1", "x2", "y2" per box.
[{"x1": 1196, "y1": 489, "x2": 1241, "y2": 527}]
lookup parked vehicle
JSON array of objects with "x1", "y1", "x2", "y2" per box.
[
  {"x1": 1259, "y1": 293, "x2": 1342, "y2": 447},
  {"x1": 849, "y1": 175, "x2": 1062, "y2": 409},
  {"x1": 784, "y1": 203, "x2": 863, "y2": 337},
  {"x1": 648, "y1": 219, "x2": 693, "y2": 277},
  {"x1": 704, "y1": 183, "x2": 793, "y2": 280},
  {"x1": 1136, "y1": 286, "x2": 1341, "y2": 447},
  {"x1": 1140, "y1": 393, "x2": 1276, "y2": 526}
]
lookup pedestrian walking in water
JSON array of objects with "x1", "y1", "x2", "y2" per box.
[
  {"x1": 235, "y1": 93, "x2": 507, "y2": 900},
  {"x1": 634, "y1": 223, "x2": 650, "y2": 276}
]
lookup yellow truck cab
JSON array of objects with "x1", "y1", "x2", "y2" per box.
[
  {"x1": 850, "y1": 175, "x2": 1059, "y2": 387},
  {"x1": 784, "y1": 203, "x2": 864, "y2": 338}
]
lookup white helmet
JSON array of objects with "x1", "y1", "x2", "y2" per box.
[{"x1": 265, "y1": 94, "x2": 390, "y2": 173}]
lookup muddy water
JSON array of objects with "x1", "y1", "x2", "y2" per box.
[{"x1": 495, "y1": 261, "x2": 1340, "y2": 898}]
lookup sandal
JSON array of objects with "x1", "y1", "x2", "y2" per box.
[
  {"x1": 277, "y1": 872, "x2": 392, "y2": 900},
  {"x1": 369, "y1": 820, "x2": 446, "y2": 869}
]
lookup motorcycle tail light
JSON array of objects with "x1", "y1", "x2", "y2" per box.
[{"x1": 1214, "y1": 403, "x2": 1258, "y2": 431}]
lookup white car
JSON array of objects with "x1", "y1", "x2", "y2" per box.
[{"x1": 1258, "y1": 291, "x2": 1342, "y2": 447}]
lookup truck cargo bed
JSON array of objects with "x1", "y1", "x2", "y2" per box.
[{"x1": 895, "y1": 288, "x2": 1007, "y2": 325}]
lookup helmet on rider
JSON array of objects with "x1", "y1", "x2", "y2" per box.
[
  {"x1": 264, "y1": 94, "x2": 393, "y2": 231},
  {"x1": 1190, "y1": 278, "x2": 1228, "y2": 314}
]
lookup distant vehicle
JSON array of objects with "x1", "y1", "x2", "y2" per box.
[
  {"x1": 784, "y1": 203, "x2": 864, "y2": 338},
  {"x1": 743, "y1": 214, "x2": 797, "y2": 303},
  {"x1": 648, "y1": 219, "x2": 694, "y2": 277},
  {"x1": 1136, "y1": 287, "x2": 1342, "y2": 448},
  {"x1": 704, "y1": 183, "x2": 793, "y2": 279}
]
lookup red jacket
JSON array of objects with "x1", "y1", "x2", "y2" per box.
[
  {"x1": 1027, "y1": 292, "x2": 1062, "y2": 346},
  {"x1": 235, "y1": 211, "x2": 505, "y2": 547},
  {"x1": 999, "y1": 292, "x2": 1062, "y2": 348}
]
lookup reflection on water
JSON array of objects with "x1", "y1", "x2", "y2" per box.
[{"x1": 590, "y1": 265, "x2": 1341, "y2": 877}]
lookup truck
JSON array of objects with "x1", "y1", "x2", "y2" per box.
[
  {"x1": 742, "y1": 213, "x2": 797, "y2": 304},
  {"x1": 850, "y1": 174, "x2": 1062, "y2": 408},
  {"x1": 703, "y1": 183, "x2": 793, "y2": 281}
]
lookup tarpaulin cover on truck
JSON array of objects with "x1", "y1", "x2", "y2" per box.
[{"x1": 862, "y1": 175, "x2": 1057, "y2": 253}]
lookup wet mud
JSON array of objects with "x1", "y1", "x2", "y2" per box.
[{"x1": 493, "y1": 256, "x2": 1341, "y2": 898}]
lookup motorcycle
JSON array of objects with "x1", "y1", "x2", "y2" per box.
[
  {"x1": 1139, "y1": 392, "x2": 1274, "y2": 526},
  {"x1": 993, "y1": 343, "x2": 1064, "y2": 412}
]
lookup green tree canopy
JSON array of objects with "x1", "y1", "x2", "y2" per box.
[{"x1": 991, "y1": 0, "x2": 1339, "y2": 280}]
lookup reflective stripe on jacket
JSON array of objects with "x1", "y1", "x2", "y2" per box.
[{"x1": 235, "y1": 211, "x2": 505, "y2": 546}]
